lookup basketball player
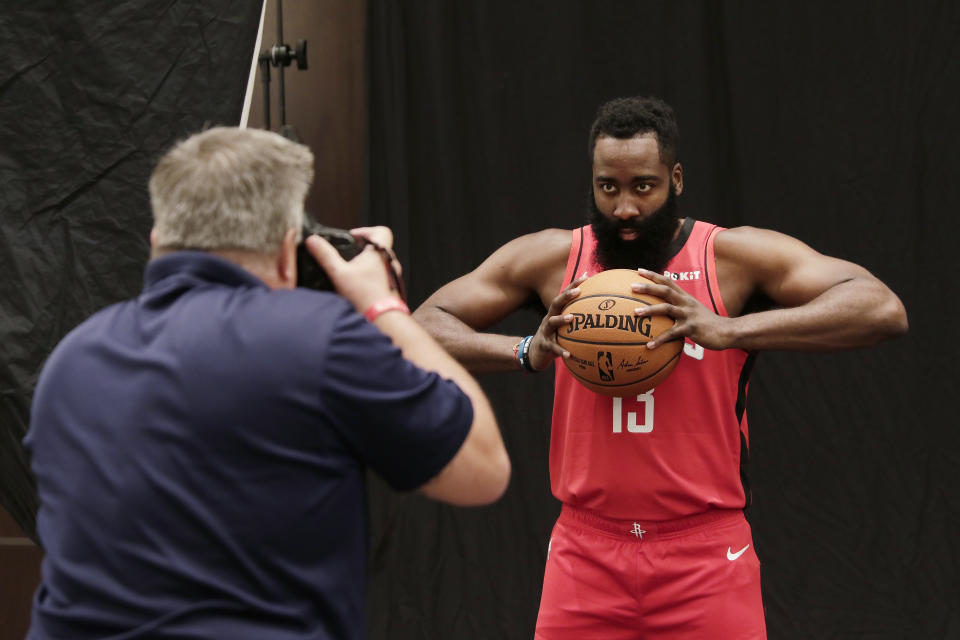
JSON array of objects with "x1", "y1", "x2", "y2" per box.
[{"x1": 413, "y1": 96, "x2": 908, "y2": 639}]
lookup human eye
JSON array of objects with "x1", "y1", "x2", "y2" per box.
[
  {"x1": 636, "y1": 183, "x2": 653, "y2": 194},
  {"x1": 599, "y1": 182, "x2": 617, "y2": 194}
]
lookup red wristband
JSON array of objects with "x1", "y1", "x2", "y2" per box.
[{"x1": 363, "y1": 296, "x2": 410, "y2": 322}]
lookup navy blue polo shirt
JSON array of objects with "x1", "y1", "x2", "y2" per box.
[{"x1": 24, "y1": 251, "x2": 473, "y2": 640}]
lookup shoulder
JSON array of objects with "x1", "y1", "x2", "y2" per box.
[
  {"x1": 713, "y1": 224, "x2": 875, "y2": 311},
  {"x1": 233, "y1": 288, "x2": 358, "y2": 355},
  {"x1": 39, "y1": 303, "x2": 116, "y2": 365},
  {"x1": 715, "y1": 225, "x2": 805, "y2": 271},
  {"x1": 277, "y1": 287, "x2": 353, "y2": 313},
  {"x1": 50, "y1": 300, "x2": 131, "y2": 354},
  {"x1": 711, "y1": 226, "x2": 803, "y2": 314},
  {"x1": 232, "y1": 287, "x2": 349, "y2": 326},
  {"x1": 417, "y1": 228, "x2": 578, "y2": 320},
  {"x1": 495, "y1": 228, "x2": 572, "y2": 263},
  {"x1": 714, "y1": 225, "x2": 832, "y2": 274},
  {"x1": 282, "y1": 289, "x2": 361, "y2": 336},
  {"x1": 714, "y1": 225, "x2": 779, "y2": 253},
  {"x1": 483, "y1": 228, "x2": 573, "y2": 286}
]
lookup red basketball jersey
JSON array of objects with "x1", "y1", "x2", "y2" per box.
[{"x1": 551, "y1": 219, "x2": 756, "y2": 520}]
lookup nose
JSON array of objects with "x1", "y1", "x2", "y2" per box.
[{"x1": 613, "y1": 196, "x2": 640, "y2": 220}]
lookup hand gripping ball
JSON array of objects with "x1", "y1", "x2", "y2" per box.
[{"x1": 557, "y1": 269, "x2": 683, "y2": 396}]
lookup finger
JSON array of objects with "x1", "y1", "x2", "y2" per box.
[
  {"x1": 646, "y1": 326, "x2": 685, "y2": 350},
  {"x1": 305, "y1": 235, "x2": 345, "y2": 272},
  {"x1": 636, "y1": 268, "x2": 685, "y2": 293},
  {"x1": 570, "y1": 274, "x2": 589, "y2": 288},
  {"x1": 631, "y1": 281, "x2": 681, "y2": 302},
  {"x1": 546, "y1": 313, "x2": 574, "y2": 330},
  {"x1": 548, "y1": 286, "x2": 581, "y2": 314},
  {"x1": 533, "y1": 333, "x2": 569, "y2": 359},
  {"x1": 363, "y1": 242, "x2": 403, "y2": 284},
  {"x1": 350, "y1": 225, "x2": 393, "y2": 248},
  {"x1": 634, "y1": 302, "x2": 679, "y2": 318},
  {"x1": 636, "y1": 268, "x2": 674, "y2": 285},
  {"x1": 381, "y1": 246, "x2": 402, "y2": 276},
  {"x1": 549, "y1": 342, "x2": 570, "y2": 359}
]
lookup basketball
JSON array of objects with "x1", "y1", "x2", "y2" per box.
[{"x1": 558, "y1": 269, "x2": 683, "y2": 396}]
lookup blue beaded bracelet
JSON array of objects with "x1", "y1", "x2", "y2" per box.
[{"x1": 517, "y1": 334, "x2": 537, "y2": 373}]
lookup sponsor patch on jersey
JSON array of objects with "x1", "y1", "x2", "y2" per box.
[{"x1": 662, "y1": 269, "x2": 701, "y2": 281}]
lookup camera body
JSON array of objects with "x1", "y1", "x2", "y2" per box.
[{"x1": 296, "y1": 219, "x2": 364, "y2": 291}]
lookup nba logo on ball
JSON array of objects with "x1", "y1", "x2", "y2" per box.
[{"x1": 558, "y1": 269, "x2": 682, "y2": 396}]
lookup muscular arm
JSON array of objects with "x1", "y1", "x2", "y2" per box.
[
  {"x1": 413, "y1": 229, "x2": 572, "y2": 373},
  {"x1": 636, "y1": 226, "x2": 908, "y2": 352},
  {"x1": 716, "y1": 227, "x2": 908, "y2": 350}
]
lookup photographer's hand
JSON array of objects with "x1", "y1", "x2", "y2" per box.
[{"x1": 305, "y1": 226, "x2": 402, "y2": 313}]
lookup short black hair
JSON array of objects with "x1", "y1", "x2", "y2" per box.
[{"x1": 588, "y1": 96, "x2": 680, "y2": 167}]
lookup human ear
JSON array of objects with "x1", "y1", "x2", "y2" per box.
[
  {"x1": 277, "y1": 227, "x2": 299, "y2": 289},
  {"x1": 672, "y1": 163, "x2": 684, "y2": 195}
]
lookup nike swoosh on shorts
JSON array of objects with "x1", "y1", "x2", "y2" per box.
[{"x1": 727, "y1": 544, "x2": 750, "y2": 561}]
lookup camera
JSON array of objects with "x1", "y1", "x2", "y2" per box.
[{"x1": 296, "y1": 217, "x2": 365, "y2": 291}]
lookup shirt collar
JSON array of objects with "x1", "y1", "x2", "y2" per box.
[{"x1": 143, "y1": 251, "x2": 269, "y2": 291}]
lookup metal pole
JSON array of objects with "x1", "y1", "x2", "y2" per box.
[
  {"x1": 277, "y1": 0, "x2": 286, "y2": 127},
  {"x1": 260, "y1": 58, "x2": 271, "y2": 131}
]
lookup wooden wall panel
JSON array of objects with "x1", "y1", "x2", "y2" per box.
[
  {"x1": 0, "y1": 506, "x2": 41, "y2": 640},
  {"x1": 248, "y1": 0, "x2": 367, "y2": 230}
]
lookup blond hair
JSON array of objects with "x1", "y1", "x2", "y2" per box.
[{"x1": 149, "y1": 127, "x2": 314, "y2": 254}]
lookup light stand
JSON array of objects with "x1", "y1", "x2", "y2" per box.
[{"x1": 258, "y1": 0, "x2": 308, "y2": 140}]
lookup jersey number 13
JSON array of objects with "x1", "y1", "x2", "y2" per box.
[{"x1": 612, "y1": 390, "x2": 655, "y2": 434}]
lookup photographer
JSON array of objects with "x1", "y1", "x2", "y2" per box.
[{"x1": 23, "y1": 127, "x2": 510, "y2": 640}]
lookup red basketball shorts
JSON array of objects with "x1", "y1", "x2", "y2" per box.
[{"x1": 535, "y1": 505, "x2": 766, "y2": 639}]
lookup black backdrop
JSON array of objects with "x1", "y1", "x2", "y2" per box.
[
  {"x1": 1, "y1": 2, "x2": 957, "y2": 639},
  {"x1": 0, "y1": 1, "x2": 263, "y2": 536},
  {"x1": 366, "y1": 2, "x2": 959, "y2": 639}
]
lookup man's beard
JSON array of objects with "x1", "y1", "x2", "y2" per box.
[{"x1": 589, "y1": 187, "x2": 680, "y2": 273}]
